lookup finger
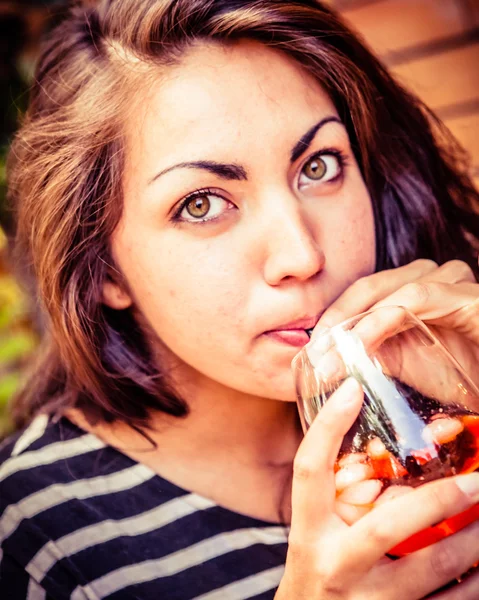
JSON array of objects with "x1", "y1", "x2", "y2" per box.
[
  {"x1": 367, "y1": 437, "x2": 390, "y2": 459},
  {"x1": 423, "y1": 418, "x2": 464, "y2": 445},
  {"x1": 347, "y1": 304, "x2": 409, "y2": 355},
  {"x1": 429, "y1": 569, "x2": 479, "y2": 600},
  {"x1": 336, "y1": 472, "x2": 479, "y2": 572},
  {"x1": 338, "y1": 452, "x2": 368, "y2": 468},
  {"x1": 336, "y1": 478, "x2": 383, "y2": 505},
  {"x1": 389, "y1": 520, "x2": 479, "y2": 600},
  {"x1": 309, "y1": 305, "x2": 408, "y2": 383},
  {"x1": 290, "y1": 378, "x2": 363, "y2": 538},
  {"x1": 335, "y1": 500, "x2": 370, "y2": 526},
  {"x1": 422, "y1": 259, "x2": 476, "y2": 285},
  {"x1": 374, "y1": 485, "x2": 414, "y2": 506},
  {"x1": 371, "y1": 281, "x2": 479, "y2": 322},
  {"x1": 317, "y1": 260, "x2": 438, "y2": 327},
  {"x1": 317, "y1": 260, "x2": 475, "y2": 330},
  {"x1": 335, "y1": 462, "x2": 375, "y2": 492}
]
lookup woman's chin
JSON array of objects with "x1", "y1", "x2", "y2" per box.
[{"x1": 258, "y1": 378, "x2": 298, "y2": 403}]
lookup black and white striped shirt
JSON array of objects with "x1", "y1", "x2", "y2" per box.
[{"x1": 0, "y1": 415, "x2": 288, "y2": 599}]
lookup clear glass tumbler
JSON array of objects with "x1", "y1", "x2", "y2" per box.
[{"x1": 292, "y1": 305, "x2": 479, "y2": 557}]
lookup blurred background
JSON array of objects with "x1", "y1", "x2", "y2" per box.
[{"x1": 0, "y1": 0, "x2": 478, "y2": 436}]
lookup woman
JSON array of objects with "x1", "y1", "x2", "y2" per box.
[{"x1": 1, "y1": 0, "x2": 479, "y2": 597}]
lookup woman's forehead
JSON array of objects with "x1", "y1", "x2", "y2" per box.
[{"x1": 123, "y1": 40, "x2": 339, "y2": 176}]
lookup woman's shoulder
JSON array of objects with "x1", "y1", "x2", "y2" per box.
[
  {"x1": 0, "y1": 414, "x2": 162, "y2": 598},
  {"x1": 0, "y1": 413, "x2": 163, "y2": 525},
  {"x1": 0, "y1": 415, "x2": 287, "y2": 599},
  {"x1": 0, "y1": 413, "x2": 97, "y2": 504},
  {"x1": 0, "y1": 415, "x2": 108, "y2": 598},
  {"x1": 0, "y1": 413, "x2": 121, "y2": 505},
  {"x1": 0, "y1": 413, "x2": 97, "y2": 469}
]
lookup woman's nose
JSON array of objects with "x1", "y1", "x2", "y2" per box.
[{"x1": 262, "y1": 205, "x2": 325, "y2": 286}]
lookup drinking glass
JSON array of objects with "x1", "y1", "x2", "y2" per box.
[{"x1": 292, "y1": 305, "x2": 479, "y2": 557}]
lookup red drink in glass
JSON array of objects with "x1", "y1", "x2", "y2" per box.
[{"x1": 334, "y1": 411, "x2": 479, "y2": 556}]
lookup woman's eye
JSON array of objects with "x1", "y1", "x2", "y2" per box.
[
  {"x1": 299, "y1": 153, "x2": 343, "y2": 186},
  {"x1": 176, "y1": 192, "x2": 230, "y2": 222}
]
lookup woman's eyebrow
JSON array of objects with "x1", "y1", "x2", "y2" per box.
[
  {"x1": 148, "y1": 160, "x2": 247, "y2": 185},
  {"x1": 290, "y1": 115, "x2": 342, "y2": 163},
  {"x1": 148, "y1": 115, "x2": 342, "y2": 185}
]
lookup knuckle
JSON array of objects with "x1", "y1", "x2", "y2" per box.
[
  {"x1": 443, "y1": 259, "x2": 475, "y2": 281},
  {"x1": 402, "y1": 281, "x2": 431, "y2": 306},
  {"x1": 287, "y1": 538, "x2": 341, "y2": 575},
  {"x1": 286, "y1": 540, "x2": 350, "y2": 596},
  {"x1": 314, "y1": 556, "x2": 346, "y2": 595},
  {"x1": 286, "y1": 535, "x2": 308, "y2": 563},
  {"x1": 426, "y1": 483, "x2": 454, "y2": 512},
  {"x1": 320, "y1": 575, "x2": 345, "y2": 596},
  {"x1": 430, "y1": 544, "x2": 461, "y2": 580},
  {"x1": 355, "y1": 276, "x2": 377, "y2": 297},
  {"x1": 415, "y1": 258, "x2": 438, "y2": 272},
  {"x1": 363, "y1": 520, "x2": 392, "y2": 548},
  {"x1": 425, "y1": 479, "x2": 468, "y2": 514},
  {"x1": 293, "y1": 457, "x2": 317, "y2": 482}
]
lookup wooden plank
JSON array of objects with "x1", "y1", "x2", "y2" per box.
[
  {"x1": 392, "y1": 43, "x2": 479, "y2": 110},
  {"x1": 463, "y1": 0, "x2": 479, "y2": 28},
  {"x1": 446, "y1": 113, "x2": 479, "y2": 166},
  {"x1": 341, "y1": 0, "x2": 466, "y2": 55}
]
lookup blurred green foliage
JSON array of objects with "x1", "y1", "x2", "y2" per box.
[
  {"x1": 0, "y1": 228, "x2": 38, "y2": 437},
  {"x1": 0, "y1": 7, "x2": 49, "y2": 437}
]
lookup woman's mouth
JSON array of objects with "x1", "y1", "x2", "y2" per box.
[
  {"x1": 263, "y1": 315, "x2": 320, "y2": 347},
  {"x1": 264, "y1": 329, "x2": 311, "y2": 347}
]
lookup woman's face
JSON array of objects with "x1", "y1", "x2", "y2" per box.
[{"x1": 108, "y1": 41, "x2": 375, "y2": 402}]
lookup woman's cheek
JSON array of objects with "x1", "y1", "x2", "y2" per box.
[{"x1": 138, "y1": 249, "x2": 249, "y2": 343}]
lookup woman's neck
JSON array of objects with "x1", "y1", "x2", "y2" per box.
[
  {"x1": 162, "y1": 379, "x2": 302, "y2": 465},
  {"x1": 86, "y1": 381, "x2": 302, "y2": 468},
  {"x1": 66, "y1": 379, "x2": 302, "y2": 523}
]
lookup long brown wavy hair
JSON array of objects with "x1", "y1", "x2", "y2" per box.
[{"x1": 8, "y1": 0, "x2": 479, "y2": 432}]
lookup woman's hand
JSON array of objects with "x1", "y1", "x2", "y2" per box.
[
  {"x1": 275, "y1": 379, "x2": 479, "y2": 600},
  {"x1": 316, "y1": 259, "x2": 479, "y2": 384}
]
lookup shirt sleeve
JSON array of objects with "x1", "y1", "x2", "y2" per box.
[{"x1": 0, "y1": 550, "x2": 54, "y2": 599}]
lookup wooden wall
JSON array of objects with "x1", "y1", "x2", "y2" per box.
[{"x1": 332, "y1": 0, "x2": 479, "y2": 188}]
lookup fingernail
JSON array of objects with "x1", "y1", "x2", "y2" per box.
[
  {"x1": 456, "y1": 473, "x2": 479, "y2": 502},
  {"x1": 317, "y1": 317, "x2": 335, "y2": 329},
  {"x1": 318, "y1": 309, "x2": 345, "y2": 329},
  {"x1": 308, "y1": 325, "x2": 329, "y2": 342}
]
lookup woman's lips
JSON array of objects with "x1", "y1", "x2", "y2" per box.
[
  {"x1": 271, "y1": 315, "x2": 320, "y2": 331},
  {"x1": 262, "y1": 313, "x2": 320, "y2": 347},
  {"x1": 264, "y1": 329, "x2": 310, "y2": 347}
]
